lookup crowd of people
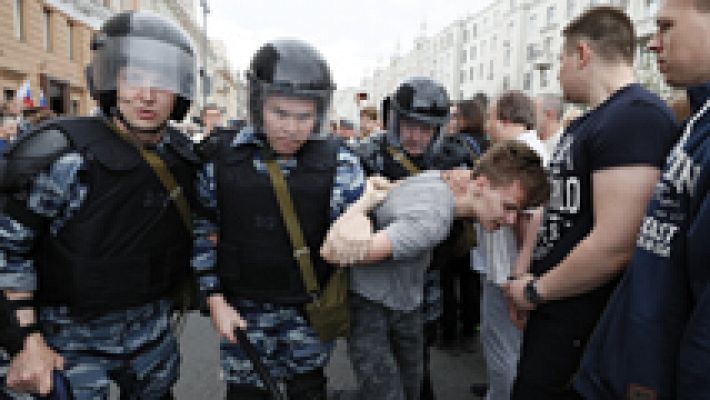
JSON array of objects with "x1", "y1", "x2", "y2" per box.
[{"x1": 1, "y1": 1, "x2": 710, "y2": 399}]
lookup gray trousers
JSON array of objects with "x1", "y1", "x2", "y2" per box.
[
  {"x1": 481, "y1": 278, "x2": 522, "y2": 400},
  {"x1": 348, "y1": 293, "x2": 423, "y2": 400}
]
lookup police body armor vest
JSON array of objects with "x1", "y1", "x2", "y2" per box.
[
  {"x1": 33, "y1": 118, "x2": 197, "y2": 313},
  {"x1": 216, "y1": 138, "x2": 339, "y2": 304}
]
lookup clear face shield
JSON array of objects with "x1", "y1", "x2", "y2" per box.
[
  {"x1": 253, "y1": 79, "x2": 333, "y2": 140},
  {"x1": 92, "y1": 36, "x2": 195, "y2": 101}
]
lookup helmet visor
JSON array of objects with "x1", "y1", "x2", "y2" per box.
[{"x1": 92, "y1": 36, "x2": 195, "y2": 100}]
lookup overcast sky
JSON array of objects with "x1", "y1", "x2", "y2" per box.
[{"x1": 202, "y1": 0, "x2": 494, "y2": 88}]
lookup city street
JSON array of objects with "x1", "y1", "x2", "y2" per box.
[{"x1": 174, "y1": 312, "x2": 486, "y2": 400}]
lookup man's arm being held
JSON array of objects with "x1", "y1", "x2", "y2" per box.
[
  {"x1": 507, "y1": 208, "x2": 543, "y2": 329},
  {"x1": 320, "y1": 176, "x2": 393, "y2": 265}
]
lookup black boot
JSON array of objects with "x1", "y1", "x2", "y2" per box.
[
  {"x1": 287, "y1": 369, "x2": 327, "y2": 400},
  {"x1": 226, "y1": 383, "x2": 271, "y2": 400}
]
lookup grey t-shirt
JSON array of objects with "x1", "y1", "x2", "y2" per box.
[{"x1": 350, "y1": 171, "x2": 456, "y2": 311}]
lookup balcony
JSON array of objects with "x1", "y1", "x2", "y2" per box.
[
  {"x1": 529, "y1": 48, "x2": 555, "y2": 70},
  {"x1": 540, "y1": 22, "x2": 559, "y2": 35}
]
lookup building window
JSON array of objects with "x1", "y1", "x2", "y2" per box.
[
  {"x1": 460, "y1": 70, "x2": 466, "y2": 83},
  {"x1": 4, "y1": 89, "x2": 15, "y2": 101},
  {"x1": 471, "y1": 45, "x2": 477, "y2": 60},
  {"x1": 71, "y1": 100, "x2": 79, "y2": 115},
  {"x1": 14, "y1": 0, "x2": 23, "y2": 41},
  {"x1": 524, "y1": 72, "x2": 532, "y2": 90},
  {"x1": 68, "y1": 22, "x2": 74, "y2": 60},
  {"x1": 528, "y1": 14, "x2": 537, "y2": 35},
  {"x1": 503, "y1": 76, "x2": 510, "y2": 90},
  {"x1": 503, "y1": 41, "x2": 511, "y2": 67},
  {"x1": 646, "y1": 0, "x2": 659, "y2": 17},
  {"x1": 547, "y1": 5, "x2": 556, "y2": 26},
  {"x1": 567, "y1": 0, "x2": 576, "y2": 18},
  {"x1": 470, "y1": 67, "x2": 475, "y2": 80},
  {"x1": 544, "y1": 37, "x2": 553, "y2": 55},
  {"x1": 463, "y1": 29, "x2": 469, "y2": 43},
  {"x1": 479, "y1": 63, "x2": 484, "y2": 79},
  {"x1": 44, "y1": 9, "x2": 52, "y2": 51},
  {"x1": 488, "y1": 60, "x2": 494, "y2": 81},
  {"x1": 472, "y1": 24, "x2": 477, "y2": 38},
  {"x1": 481, "y1": 41, "x2": 487, "y2": 57},
  {"x1": 540, "y1": 69, "x2": 549, "y2": 88},
  {"x1": 461, "y1": 49, "x2": 467, "y2": 61},
  {"x1": 527, "y1": 44, "x2": 536, "y2": 61}
]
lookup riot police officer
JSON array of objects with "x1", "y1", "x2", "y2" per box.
[
  {"x1": 191, "y1": 40, "x2": 365, "y2": 399},
  {"x1": 0, "y1": 11, "x2": 198, "y2": 399},
  {"x1": 355, "y1": 77, "x2": 479, "y2": 400}
]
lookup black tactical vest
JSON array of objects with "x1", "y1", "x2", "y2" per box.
[
  {"x1": 33, "y1": 118, "x2": 197, "y2": 313},
  {"x1": 216, "y1": 138, "x2": 339, "y2": 304}
]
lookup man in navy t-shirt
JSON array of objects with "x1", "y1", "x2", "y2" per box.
[
  {"x1": 576, "y1": 0, "x2": 710, "y2": 398},
  {"x1": 503, "y1": 7, "x2": 678, "y2": 399}
]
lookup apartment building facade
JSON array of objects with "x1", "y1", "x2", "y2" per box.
[
  {"x1": 348, "y1": 0, "x2": 669, "y2": 115},
  {"x1": 0, "y1": 0, "x2": 245, "y2": 120}
]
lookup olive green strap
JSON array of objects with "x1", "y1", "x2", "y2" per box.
[
  {"x1": 386, "y1": 146, "x2": 420, "y2": 175},
  {"x1": 262, "y1": 155, "x2": 320, "y2": 295},
  {"x1": 462, "y1": 141, "x2": 480, "y2": 167},
  {"x1": 139, "y1": 150, "x2": 193, "y2": 232},
  {"x1": 109, "y1": 123, "x2": 192, "y2": 232}
]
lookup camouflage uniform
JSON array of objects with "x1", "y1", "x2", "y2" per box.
[
  {"x1": 0, "y1": 142, "x2": 184, "y2": 400},
  {"x1": 192, "y1": 129, "x2": 364, "y2": 390}
]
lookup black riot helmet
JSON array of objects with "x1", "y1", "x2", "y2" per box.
[
  {"x1": 247, "y1": 39, "x2": 336, "y2": 136},
  {"x1": 386, "y1": 77, "x2": 451, "y2": 152},
  {"x1": 87, "y1": 11, "x2": 196, "y2": 130}
]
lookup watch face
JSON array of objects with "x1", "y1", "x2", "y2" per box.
[{"x1": 524, "y1": 279, "x2": 541, "y2": 305}]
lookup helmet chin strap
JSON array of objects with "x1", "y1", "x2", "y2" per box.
[{"x1": 111, "y1": 102, "x2": 167, "y2": 136}]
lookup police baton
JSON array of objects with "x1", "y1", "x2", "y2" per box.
[{"x1": 234, "y1": 328, "x2": 287, "y2": 400}]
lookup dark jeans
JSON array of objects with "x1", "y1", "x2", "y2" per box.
[
  {"x1": 348, "y1": 293, "x2": 424, "y2": 400},
  {"x1": 440, "y1": 254, "x2": 481, "y2": 340},
  {"x1": 511, "y1": 308, "x2": 588, "y2": 400}
]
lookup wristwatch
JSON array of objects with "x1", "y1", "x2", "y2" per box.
[{"x1": 524, "y1": 278, "x2": 544, "y2": 305}]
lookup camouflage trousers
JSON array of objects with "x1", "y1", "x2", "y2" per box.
[
  {"x1": 220, "y1": 299, "x2": 333, "y2": 388},
  {"x1": 348, "y1": 293, "x2": 424, "y2": 400},
  {"x1": 0, "y1": 300, "x2": 179, "y2": 400}
]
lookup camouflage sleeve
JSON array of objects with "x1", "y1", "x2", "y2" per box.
[
  {"x1": 191, "y1": 162, "x2": 222, "y2": 297},
  {"x1": 0, "y1": 152, "x2": 87, "y2": 292},
  {"x1": 329, "y1": 145, "x2": 366, "y2": 222}
]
